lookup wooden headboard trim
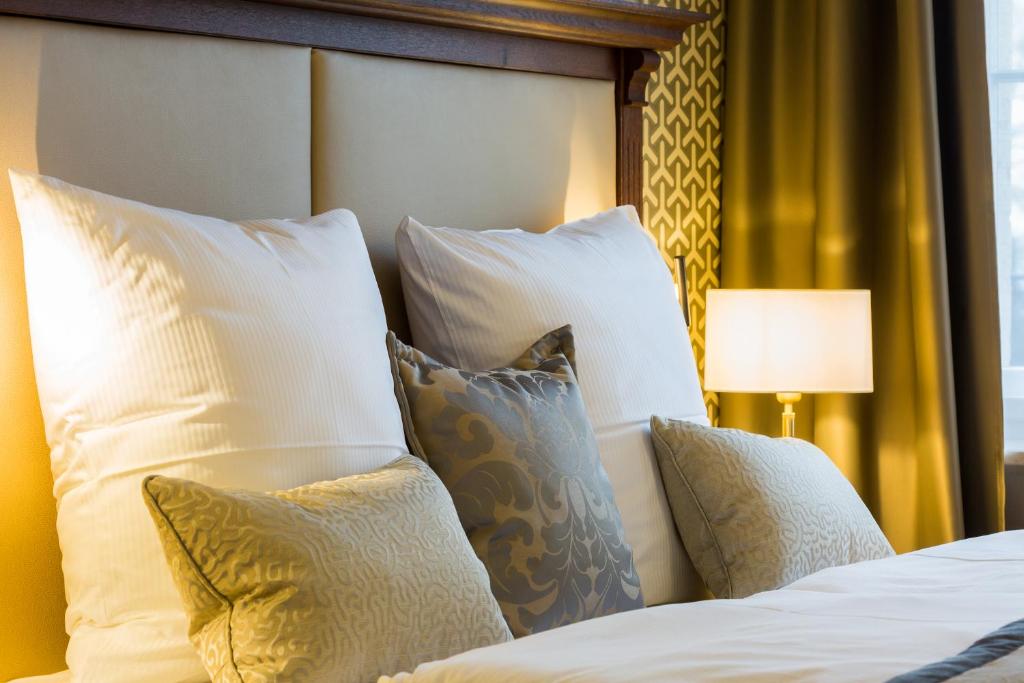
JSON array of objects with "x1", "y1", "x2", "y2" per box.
[
  {"x1": 617, "y1": 47, "x2": 661, "y2": 211},
  {"x1": 261, "y1": 0, "x2": 704, "y2": 51},
  {"x1": 0, "y1": 0, "x2": 707, "y2": 216}
]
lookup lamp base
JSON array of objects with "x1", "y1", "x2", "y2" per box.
[{"x1": 776, "y1": 392, "x2": 802, "y2": 438}]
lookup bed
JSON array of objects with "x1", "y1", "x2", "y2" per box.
[
  {"x1": 0, "y1": 2, "x2": 1017, "y2": 682},
  {"x1": 384, "y1": 531, "x2": 1024, "y2": 682},
  {"x1": 12, "y1": 532, "x2": 1024, "y2": 683}
]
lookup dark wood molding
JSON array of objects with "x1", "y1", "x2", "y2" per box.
[
  {"x1": 616, "y1": 48, "x2": 659, "y2": 215},
  {"x1": 0, "y1": 0, "x2": 621, "y2": 79},
  {"x1": 259, "y1": 0, "x2": 708, "y2": 51},
  {"x1": 620, "y1": 47, "x2": 661, "y2": 107}
]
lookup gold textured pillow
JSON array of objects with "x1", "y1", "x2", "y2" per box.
[
  {"x1": 142, "y1": 455, "x2": 511, "y2": 683},
  {"x1": 650, "y1": 417, "x2": 894, "y2": 599},
  {"x1": 389, "y1": 325, "x2": 644, "y2": 637}
]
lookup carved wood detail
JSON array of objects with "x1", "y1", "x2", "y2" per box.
[
  {"x1": 616, "y1": 48, "x2": 660, "y2": 215},
  {"x1": 620, "y1": 47, "x2": 661, "y2": 107},
  {"x1": 261, "y1": 0, "x2": 707, "y2": 51}
]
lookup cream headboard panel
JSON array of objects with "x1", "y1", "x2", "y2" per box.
[
  {"x1": 0, "y1": 17, "x2": 311, "y2": 679},
  {"x1": 311, "y1": 50, "x2": 616, "y2": 337}
]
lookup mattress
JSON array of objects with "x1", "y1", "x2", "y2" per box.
[
  {"x1": 15, "y1": 532, "x2": 1022, "y2": 683},
  {"x1": 386, "y1": 531, "x2": 1024, "y2": 682}
]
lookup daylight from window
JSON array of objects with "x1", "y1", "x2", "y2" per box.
[{"x1": 986, "y1": 0, "x2": 1024, "y2": 453}]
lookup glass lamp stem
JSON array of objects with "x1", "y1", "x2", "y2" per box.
[{"x1": 776, "y1": 392, "x2": 802, "y2": 438}]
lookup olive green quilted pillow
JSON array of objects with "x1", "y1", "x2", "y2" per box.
[
  {"x1": 388, "y1": 325, "x2": 644, "y2": 637},
  {"x1": 142, "y1": 455, "x2": 511, "y2": 683}
]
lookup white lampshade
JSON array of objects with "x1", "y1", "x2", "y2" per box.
[{"x1": 704, "y1": 289, "x2": 873, "y2": 394}]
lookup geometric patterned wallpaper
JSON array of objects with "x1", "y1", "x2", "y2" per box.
[{"x1": 641, "y1": 0, "x2": 726, "y2": 424}]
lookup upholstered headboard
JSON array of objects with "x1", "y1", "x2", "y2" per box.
[{"x1": 0, "y1": 1, "x2": 704, "y2": 678}]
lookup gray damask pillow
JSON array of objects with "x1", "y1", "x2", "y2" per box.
[
  {"x1": 388, "y1": 325, "x2": 644, "y2": 636},
  {"x1": 650, "y1": 417, "x2": 894, "y2": 599}
]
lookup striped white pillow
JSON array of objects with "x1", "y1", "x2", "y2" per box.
[
  {"x1": 396, "y1": 205, "x2": 710, "y2": 607},
  {"x1": 10, "y1": 170, "x2": 408, "y2": 683}
]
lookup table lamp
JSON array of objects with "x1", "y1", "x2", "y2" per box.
[{"x1": 704, "y1": 289, "x2": 873, "y2": 437}]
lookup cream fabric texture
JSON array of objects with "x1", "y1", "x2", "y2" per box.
[
  {"x1": 650, "y1": 417, "x2": 894, "y2": 598},
  {"x1": 143, "y1": 455, "x2": 512, "y2": 683},
  {"x1": 396, "y1": 207, "x2": 709, "y2": 605},
  {"x1": 311, "y1": 50, "x2": 616, "y2": 339},
  {"x1": 10, "y1": 170, "x2": 408, "y2": 682},
  {"x1": 389, "y1": 326, "x2": 644, "y2": 636}
]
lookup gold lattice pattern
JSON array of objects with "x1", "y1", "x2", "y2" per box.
[{"x1": 641, "y1": 0, "x2": 725, "y2": 424}]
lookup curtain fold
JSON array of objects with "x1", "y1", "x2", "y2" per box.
[{"x1": 722, "y1": 0, "x2": 1004, "y2": 551}]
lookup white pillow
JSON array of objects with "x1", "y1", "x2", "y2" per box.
[
  {"x1": 396, "y1": 206, "x2": 709, "y2": 606},
  {"x1": 10, "y1": 170, "x2": 409, "y2": 683}
]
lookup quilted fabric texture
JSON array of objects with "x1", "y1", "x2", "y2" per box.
[
  {"x1": 142, "y1": 455, "x2": 512, "y2": 683},
  {"x1": 650, "y1": 417, "x2": 894, "y2": 599},
  {"x1": 389, "y1": 325, "x2": 644, "y2": 636}
]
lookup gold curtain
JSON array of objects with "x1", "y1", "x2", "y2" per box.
[{"x1": 721, "y1": 0, "x2": 1004, "y2": 551}]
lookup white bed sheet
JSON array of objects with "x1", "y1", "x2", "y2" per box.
[
  {"x1": 386, "y1": 531, "x2": 1024, "y2": 682},
  {"x1": 14, "y1": 533, "x2": 1022, "y2": 683}
]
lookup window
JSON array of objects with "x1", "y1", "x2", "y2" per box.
[{"x1": 986, "y1": 0, "x2": 1024, "y2": 454}]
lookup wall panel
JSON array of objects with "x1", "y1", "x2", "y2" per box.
[{"x1": 640, "y1": 0, "x2": 725, "y2": 423}]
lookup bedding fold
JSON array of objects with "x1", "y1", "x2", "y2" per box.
[{"x1": 384, "y1": 532, "x2": 1024, "y2": 683}]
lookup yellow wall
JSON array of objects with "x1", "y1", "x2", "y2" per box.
[
  {"x1": 0, "y1": 30, "x2": 70, "y2": 679},
  {"x1": 641, "y1": 0, "x2": 725, "y2": 424}
]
